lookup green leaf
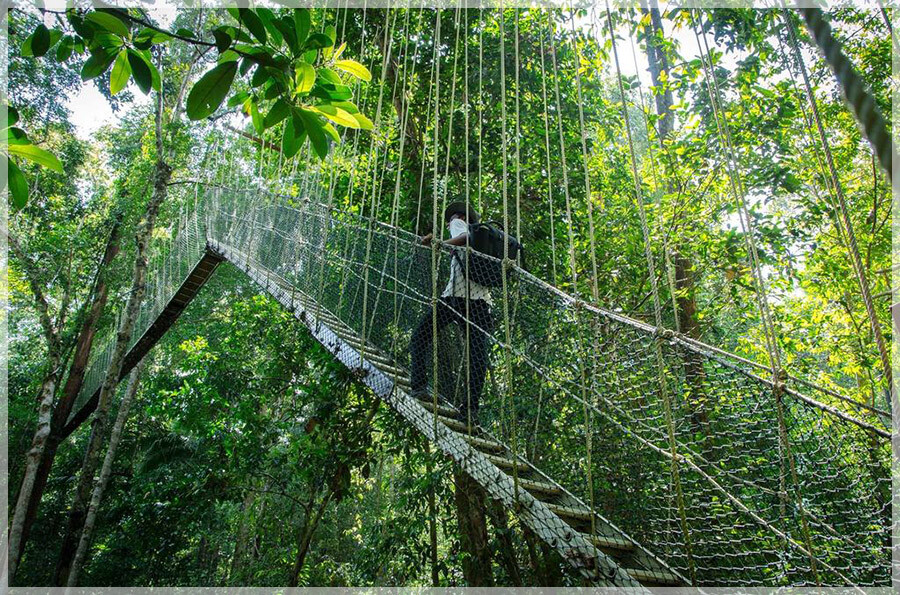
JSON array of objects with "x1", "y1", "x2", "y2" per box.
[
  {"x1": 238, "y1": 9, "x2": 267, "y2": 44},
  {"x1": 322, "y1": 122, "x2": 340, "y2": 143},
  {"x1": 320, "y1": 82, "x2": 352, "y2": 101},
  {"x1": 90, "y1": 33, "x2": 124, "y2": 51},
  {"x1": 226, "y1": 91, "x2": 250, "y2": 108},
  {"x1": 22, "y1": 24, "x2": 51, "y2": 57},
  {"x1": 9, "y1": 143, "x2": 64, "y2": 173},
  {"x1": 311, "y1": 105, "x2": 359, "y2": 129},
  {"x1": 282, "y1": 116, "x2": 305, "y2": 158},
  {"x1": 213, "y1": 28, "x2": 233, "y2": 53},
  {"x1": 318, "y1": 68, "x2": 342, "y2": 85},
  {"x1": 86, "y1": 11, "x2": 130, "y2": 38},
  {"x1": 323, "y1": 25, "x2": 337, "y2": 59},
  {"x1": 127, "y1": 49, "x2": 152, "y2": 94},
  {"x1": 187, "y1": 61, "x2": 238, "y2": 120},
  {"x1": 273, "y1": 17, "x2": 299, "y2": 54},
  {"x1": 305, "y1": 33, "x2": 333, "y2": 50},
  {"x1": 293, "y1": 9, "x2": 311, "y2": 46},
  {"x1": 295, "y1": 62, "x2": 316, "y2": 94},
  {"x1": 7, "y1": 127, "x2": 29, "y2": 145},
  {"x1": 264, "y1": 98, "x2": 291, "y2": 129},
  {"x1": 47, "y1": 29, "x2": 63, "y2": 49},
  {"x1": 81, "y1": 50, "x2": 117, "y2": 81},
  {"x1": 55, "y1": 36, "x2": 74, "y2": 62},
  {"x1": 329, "y1": 100, "x2": 357, "y2": 114},
  {"x1": 256, "y1": 8, "x2": 283, "y2": 47},
  {"x1": 175, "y1": 27, "x2": 196, "y2": 39},
  {"x1": 110, "y1": 49, "x2": 131, "y2": 95},
  {"x1": 7, "y1": 158, "x2": 29, "y2": 210},
  {"x1": 332, "y1": 42, "x2": 347, "y2": 61},
  {"x1": 352, "y1": 112, "x2": 374, "y2": 130},
  {"x1": 250, "y1": 101, "x2": 263, "y2": 133},
  {"x1": 297, "y1": 108, "x2": 328, "y2": 159},
  {"x1": 217, "y1": 50, "x2": 240, "y2": 64},
  {"x1": 333, "y1": 59, "x2": 371, "y2": 82},
  {"x1": 7, "y1": 106, "x2": 19, "y2": 127}
]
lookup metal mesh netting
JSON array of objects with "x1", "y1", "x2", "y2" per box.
[{"x1": 201, "y1": 183, "x2": 889, "y2": 587}]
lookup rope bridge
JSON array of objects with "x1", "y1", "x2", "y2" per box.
[
  {"x1": 63, "y1": 6, "x2": 892, "y2": 587},
  {"x1": 63, "y1": 181, "x2": 890, "y2": 587}
]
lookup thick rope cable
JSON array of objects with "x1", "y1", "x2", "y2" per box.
[{"x1": 798, "y1": 7, "x2": 897, "y2": 190}]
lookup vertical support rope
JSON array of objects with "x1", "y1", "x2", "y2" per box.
[
  {"x1": 498, "y1": 0, "x2": 520, "y2": 501},
  {"x1": 605, "y1": 5, "x2": 695, "y2": 584},
  {"x1": 431, "y1": 7, "x2": 442, "y2": 442}
]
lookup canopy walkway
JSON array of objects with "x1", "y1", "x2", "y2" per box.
[{"x1": 64, "y1": 182, "x2": 890, "y2": 587}]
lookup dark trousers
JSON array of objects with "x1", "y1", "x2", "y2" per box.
[{"x1": 410, "y1": 297, "x2": 493, "y2": 419}]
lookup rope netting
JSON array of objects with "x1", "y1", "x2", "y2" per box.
[
  {"x1": 66, "y1": 4, "x2": 891, "y2": 587},
  {"x1": 204, "y1": 182, "x2": 889, "y2": 586}
]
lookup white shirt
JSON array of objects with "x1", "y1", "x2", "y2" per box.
[{"x1": 442, "y1": 218, "x2": 494, "y2": 306}]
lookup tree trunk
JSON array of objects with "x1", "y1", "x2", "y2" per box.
[
  {"x1": 5, "y1": 230, "x2": 64, "y2": 581},
  {"x1": 54, "y1": 95, "x2": 172, "y2": 585},
  {"x1": 642, "y1": 1, "x2": 675, "y2": 141},
  {"x1": 228, "y1": 489, "x2": 257, "y2": 585},
  {"x1": 66, "y1": 359, "x2": 146, "y2": 586},
  {"x1": 11, "y1": 217, "x2": 123, "y2": 570},
  {"x1": 7, "y1": 359, "x2": 60, "y2": 580},
  {"x1": 287, "y1": 492, "x2": 332, "y2": 587},
  {"x1": 452, "y1": 468, "x2": 493, "y2": 586},
  {"x1": 487, "y1": 499, "x2": 523, "y2": 586}
]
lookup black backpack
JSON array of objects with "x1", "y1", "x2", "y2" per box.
[{"x1": 453, "y1": 221, "x2": 524, "y2": 288}]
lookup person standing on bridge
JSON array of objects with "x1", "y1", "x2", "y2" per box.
[{"x1": 410, "y1": 201, "x2": 494, "y2": 421}]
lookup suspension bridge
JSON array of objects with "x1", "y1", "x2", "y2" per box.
[{"x1": 59, "y1": 180, "x2": 890, "y2": 587}]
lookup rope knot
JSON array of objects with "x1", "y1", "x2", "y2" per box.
[
  {"x1": 773, "y1": 368, "x2": 788, "y2": 397},
  {"x1": 656, "y1": 327, "x2": 675, "y2": 341}
]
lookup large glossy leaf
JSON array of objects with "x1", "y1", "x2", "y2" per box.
[
  {"x1": 56, "y1": 35, "x2": 74, "y2": 62},
  {"x1": 334, "y1": 59, "x2": 372, "y2": 82},
  {"x1": 238, "y1": 9, "x2": 267, "y2": 44},
  {"x1": 127, "y1": 49, "x2": 152, "y2": 94},
  {"x1": 305, "y1": 33, "x2": 333, "y2": 50},
  {"x1": 7, "y1": 158, "x2": 29, "y2": 210},
  {"x1": 213, "y1": 28, "x2": 233, "y2": 53},
  {"x1": 86, "y1": 11, "x2": 130, "y2": 37},
  {"x1": 110, "y1": 50, "x2": 131, "y2": 95},
  {"x1": 264, "y1": 98, "x2": 291, "y2": 129},
  {"x1": 186, "y1": 61, "x2": 238, "y2": 120},
  {"x1": 293, "y1": 9, "x2": 311, "y2": 46},
  {"x1": 295, "y1": 62, "x2": 316, "y2": 94},
  {"x1": 296, "y1": 108, "x2": 328, "y2": 159},
  {"x1": 8, "y1": 143, "x2": 64, "y2": 173},
  {"x1": 22, "y1": 24, "x2": 51, "y2": 57},
  {"x1": 81, "y1": 50, "x2": 117, "y2": 81},
  {"x1": 256, "y1": 8, "x2": 283, "y2": 47},
  {"x1": 311, "y1": 105, "x2": 359, "y2": 129},
  {"x1": 282, "y1": 116, "x2": 305, "y2": 158},
  {"x1": 274, "y1": 17, "x2": 299, "y2": 55}
]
